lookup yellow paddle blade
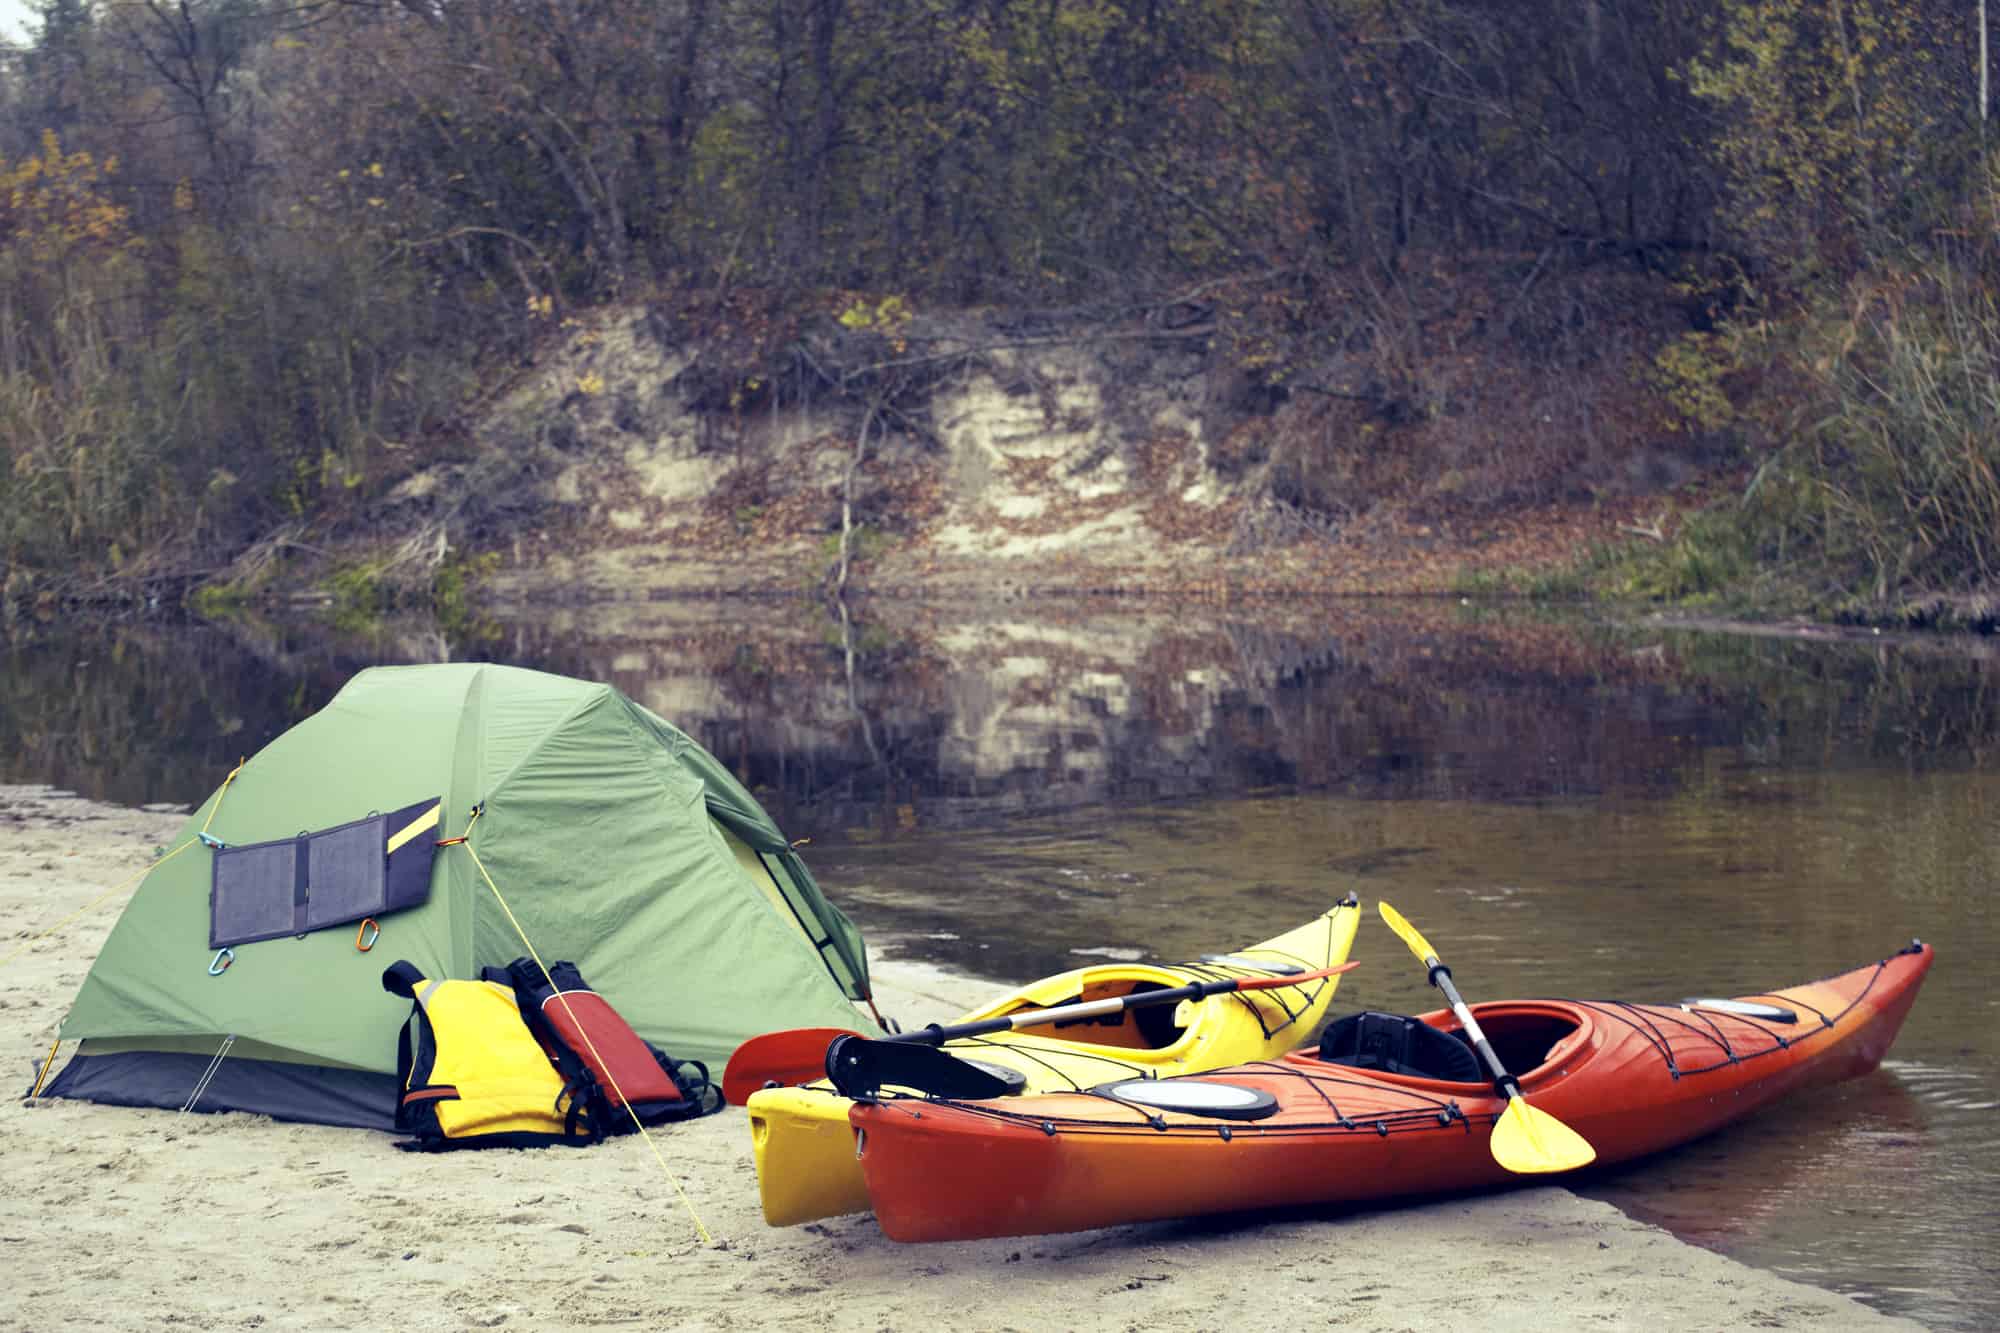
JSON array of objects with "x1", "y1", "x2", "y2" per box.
[
  {"x1": 1492, "y1": 1096, "x2": 1597, "y2": 1174},
  {"x1": 1377, "y1": 901, "x2": 1438, "y2": 967}
]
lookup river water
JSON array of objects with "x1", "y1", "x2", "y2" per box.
[{"x1": 3, "y1": 599, "x2": 1994, "y2": 1327}]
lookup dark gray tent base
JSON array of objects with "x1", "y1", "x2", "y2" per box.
[{"x1": 37, "y1": 1052, "x2": 399, "y2": 1132}]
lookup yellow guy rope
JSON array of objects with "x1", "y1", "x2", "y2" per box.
[
  {"x1": 0, "y1": 841, "x2": 185, "y2": 974},
  {"x1": 453, "y1": 811, "x2": 714, "y2": 1246},
  {"x1": 1, "y1": 759, "x2": 246, "y2": 975}
]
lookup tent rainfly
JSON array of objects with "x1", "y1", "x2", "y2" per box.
[{"x1": 38, "y1": 663, "x2": 876, "y2": 1129}]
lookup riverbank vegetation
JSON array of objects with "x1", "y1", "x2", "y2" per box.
[{"x1": 1, "y1": 1, "x2": 1994, "y2": 628}]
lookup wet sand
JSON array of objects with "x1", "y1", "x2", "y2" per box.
[{"x1": 1, "y1": 786, "x2": 1922, "y2": 1331}]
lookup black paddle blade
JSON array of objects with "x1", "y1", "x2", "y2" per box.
[{"x1": 824, "y1": 1034, "x2": 1015, "y2": 1101}]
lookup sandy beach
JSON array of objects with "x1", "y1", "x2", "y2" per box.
[{"x1": 1, "y1": 785, "x2": 1923, "y2": 1332}]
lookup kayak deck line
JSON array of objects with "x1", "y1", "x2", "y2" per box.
[{"x1": 1572, "y1": 941, "x2": 1917, "y2": 1079}]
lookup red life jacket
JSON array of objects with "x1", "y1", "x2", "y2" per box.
[{"x1": 490, "y1": 957, "x2": 722, "y2": 1131}]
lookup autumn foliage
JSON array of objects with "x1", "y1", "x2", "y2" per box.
[{"x1": 0, "y1": 0, "x2": 1993, "y2": 617}]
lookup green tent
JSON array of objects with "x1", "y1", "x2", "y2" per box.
[{"x1": 41, "y1": 662, "x2": 876, "y2": 1129}]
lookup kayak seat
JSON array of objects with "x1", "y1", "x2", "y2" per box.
[{"x1": 1316, "y1": 1011, "x2": 1483, "y2": 1083}]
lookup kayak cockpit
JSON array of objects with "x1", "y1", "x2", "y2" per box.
[{"x1": 1317, "y1": 1004, "x2": 1587, "y2": 1084}]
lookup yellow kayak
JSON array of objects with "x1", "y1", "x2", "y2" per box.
[{"x1": 746, "y1": 896, "x2": 1362, "y2": 1227}]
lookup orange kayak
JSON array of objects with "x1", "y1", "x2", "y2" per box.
[{"x1": 852, "y1": 941, "x2": 1933, "y2": 1242}]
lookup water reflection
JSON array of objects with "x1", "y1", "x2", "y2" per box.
[
  {"x1": 1, "y1": 599, "x2": 1995, "y2": 1326},
  {"x1": 9, "y1": 602, "x2": 1991, "y2": 825}
]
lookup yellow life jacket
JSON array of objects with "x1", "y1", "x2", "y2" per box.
[{"x1": 383, "y1": 960, "x2": 597, "y2": 1149}]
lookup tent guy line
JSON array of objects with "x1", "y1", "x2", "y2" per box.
[
  {"x1": 6, "y1": 759, "x2": 247, "y2": 978},
  {"x1": 459, "y1": 825, "x2": 713, "y2": 1243}
]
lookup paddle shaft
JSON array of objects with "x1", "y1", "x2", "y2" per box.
[
  {"x1": 722, "y1": 960, "x2": 1356, "y2": 1104},
  {"x1": 885, "y1": 960, "x2": 1358, "y2": 1048},
  {"x1": 1420, "y1": 958, "x2": 1520, "y2": 1098}
]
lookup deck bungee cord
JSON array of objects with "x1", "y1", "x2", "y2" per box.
[{"x1": 1563, "y1": 948, "x2": 1901, "y2": 1078}]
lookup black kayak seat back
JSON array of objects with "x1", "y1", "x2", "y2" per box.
[{"x1": 1317, "y1": 1010, "x2": 1483, "y2": 1083}]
